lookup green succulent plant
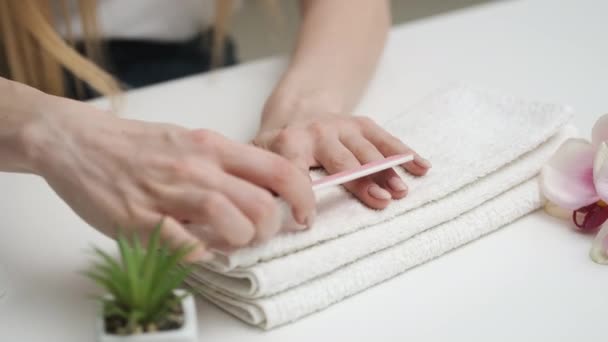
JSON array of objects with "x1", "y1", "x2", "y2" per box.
[{"x1": 84, "y1": 223, "x2": 194, "y2": 335}]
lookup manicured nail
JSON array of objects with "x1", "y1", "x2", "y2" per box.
[
  {"x1": 368, "y1": 185, "x2": 392, "y2": 200},
  {"x1": 291, "y1": 222, "x2": 308, "y2": 231},
  {"x1": 294, "y1": 210, "x2": 306, "y2": 226},
  {"x1": 290, "y1": 215, "x2": 308, "y2": 230},
  {"x1": 414, "y1": 156, "x2": 432, "y2": 168},
  {"x1": 305, "y1": 210, "x2": 316, "y2": 228},
  {"x1": 387, "y1": 177, "x2": 408, "y2": 192}
]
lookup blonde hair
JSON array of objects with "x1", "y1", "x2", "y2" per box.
[{"x1": 0, "y1": 0, "x2": 238, "y2": 98}]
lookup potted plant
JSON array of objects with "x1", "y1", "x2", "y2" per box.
[{"x1": 85, "y1": 224, "x2": 198, "y2": 341}]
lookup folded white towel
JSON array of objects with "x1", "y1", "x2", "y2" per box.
[
  {"x1": 190, "y1": 179, "x2": 545, "y2": 328},
  {"x1": 189, "y1": 127, "x2": 571, "y2": 299},
  {"x1": 186, "y1": 84, "x2": 573, "y2": 329}
]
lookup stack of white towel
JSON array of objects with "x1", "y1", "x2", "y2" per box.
[{"x1": 186, "y1": 84, "x2": 574, "y2": 329}]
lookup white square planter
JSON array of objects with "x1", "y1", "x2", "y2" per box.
[{"x1": 97, "y1": 290, "x2": 197, "y2": 342}]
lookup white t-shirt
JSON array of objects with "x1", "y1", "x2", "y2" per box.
[{"x1": 55, "y1": 0, "x2": 225, "y2": 41}]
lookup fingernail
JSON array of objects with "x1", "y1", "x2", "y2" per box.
[
  {"x1": 294, "y1": 211, "x2": 306, "y2": 226},
  {"x1": 387, "y1": 177, "x2": 408, "y2": 192},
  {"x1": 288, "y1": 210, "x2": 314, "y2": 231},
  {"x1": 289, "y1": 215, "x2": 308, "y2": 230},
  {"x1": 368, "y1": 185, "x2": 392, "y2": 200},
  {"x1": 414, "y1": 156, "x2": 432, "y2": 168},
  {"x1": 305, "y1": 210, "x2": 316, "y2": 228},
  {"x1": 291, "y1": 222, "x2": 308, "y2": 231}
]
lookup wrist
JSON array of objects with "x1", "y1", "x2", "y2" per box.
[
  {"x1": 17, "y1": 93, "x2": 65, "y2": 175},
  {"x1": 18, "y1": 90, "x2": 95, "y2": 176},
  {"x1": 260, "y1": 72, "x2": 347, "y2": 132},
  {"x1": 0, "y1": 80, "x2": 52, "y2": 174}
]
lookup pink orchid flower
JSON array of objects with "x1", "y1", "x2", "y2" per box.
[{"x1": 540, "y1": 114, "x2": 608, "y2": 264}]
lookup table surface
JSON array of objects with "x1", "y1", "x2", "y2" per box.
[{"x1": 1, "y1": 0, "x2": 607, "y2": 340}]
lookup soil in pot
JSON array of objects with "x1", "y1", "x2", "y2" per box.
[{"x1": 104, "y1": 294, "x2": 185, "y2": 335}]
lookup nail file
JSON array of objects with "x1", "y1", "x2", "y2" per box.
[
  {"x1": 311, "y1": 153, "x2": 414, "y2": 192},
  {"x1": 276, "y1": 154, "x2": 414, "y2": 232}
]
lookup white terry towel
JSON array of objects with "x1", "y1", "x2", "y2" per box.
[{"x1": 186, "y1": 84, "x2": 573, "y2": 329}]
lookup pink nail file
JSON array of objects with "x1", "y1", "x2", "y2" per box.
[{"x1": 311, "y1": 153, "x2": 414, "y2": 192}]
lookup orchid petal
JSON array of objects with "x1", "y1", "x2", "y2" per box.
[
  {"x1": 592, "y1": 142, "x2": 608, "y2": 202},
  {"x1": 591, "y1": 113, "x2": 608, "y2": 148},
  {"x1": 590, "y1": 223, "x2": 608, "y2": 265},
  {"x1": 540, "y1": 139, "x2": 599, "y2": 210}
]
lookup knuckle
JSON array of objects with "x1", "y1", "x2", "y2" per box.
[
  {"x1": 201, "y1": 192, "x2": 227, "y2": 216},
  {"x1": 327, "y1": 153, "x2": 352, "y2": 170},
  {"x1": 145, "y1": 154, "x2": 172, "y2": 170},
  {"x1": 380, "y1": 135, "x2": 406, "y2": 153},
  {"x1": 190, "y1": 129, "x2": 219, "y2": 148},
  {"x1": 124, "y1": 202, "x2": 139, "y2": 222},
  {"x1": 169, "y1": 159, "x2": 197, "y2": 180},
  {"x1": 354, "y1": 116, "x2": 376, "y2": 127},
  {"x1": 308, "y1": 121, "x2": 328, "y2": 139},
  {"x1": 274, "y1": 129, "x2": 294, "y2": 146},
  {"x1": 270, "y1": 129, "x2": 297, "y2": 151}
]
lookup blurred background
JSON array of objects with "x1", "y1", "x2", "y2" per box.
[{"x1": 232, "y1": 0, "x2": 489, "y2": 62}]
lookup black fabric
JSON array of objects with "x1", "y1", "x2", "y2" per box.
[{"x1": 65, "y1": 29, "x2": 238, "y2": 100}]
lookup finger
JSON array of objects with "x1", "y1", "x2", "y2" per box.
[
  {"x1": 158, "y1": 216, "x2": 210, "y2": 263},
  {"x1": 316, "y1": 139, "x2": 392, "y2": 209},
  {"x1": 272, "y1": 146, "x2": 312, "y2": 175},
  {"x1": 199, "y1": 192, "x2": 257, "y2": 247},
  {"x1": 268, "y1": 132, "x2": 314, "y2": 175},
  {"x1": 160, "y1": 187, "x2": 256, "y2": 248},
  {"x1": 185, "y1": 223, "x2": 237, "y2": 253},
  {"x1": 221, "y1": 143, "x2": 316, "y2": 226},
  {"x1": 340, "y1": 134, "x2": 408, "y2": 199},
  {"x1": 362, "y1": 123, "x2": 431, "y2": 176},
  {"x1": 213, "y1": 173, "x2": 283, "y2": 243},
  {"x1": 289, "y1": 158, "x2": 312, "y2": 176},
  {"x1": 116, "y1": 208, "x2": 209, "y2": 263}
]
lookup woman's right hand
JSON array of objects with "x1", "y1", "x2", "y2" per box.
[{"x1": 23, "y1": 95, "x2": 316, "y2": 261}]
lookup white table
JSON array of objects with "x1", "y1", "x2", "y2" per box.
[{"x1": 1, "y1": 0, "x2": 607, "y2": 340}]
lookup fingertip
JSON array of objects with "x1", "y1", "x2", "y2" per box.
[
  {"x1": 368, "y1": 184, "x2": 392, "y2": 200},
  {"x1": 363, "y1": 196, "x2": 390, "y2": 209},
  {"x1": 389, "y1": 188, "x2": 408, "y2": 200},
  {"x1": 347, "y1": 181, "x2": 390, "y2": 209},
  {"x1": 292, "y1": 205, "x2": 316, "y2": 227},
  {"x1": 414, "y1": 156, "x2": 432, "y2": 169},
  {"x1": 370, "y1": 170, "x2": 406, "y2": 199},
  {"x1": 403, "y1": 161, "x2": 429, "y2": 176},
  {"x1": 183, "y1": 243, "x2": 213, "y2": 263},
  {"x1": 294, "y1": 187, "x2": 317, "y2": 228},
  {"x1": 277, "y1": 160, "x2": 316, "y2": 227}
]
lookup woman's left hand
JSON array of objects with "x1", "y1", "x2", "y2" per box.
[{"x1": 253, "y1": 112, "x2": 431, "y2": 209}]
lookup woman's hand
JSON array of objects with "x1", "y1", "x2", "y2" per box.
[
  {"x1": 255, "y1": 0, "x2": 425, "y2": 210},
  {"x1": 254, "y1": 111, "x2": 431, "y2": 209},
  {"x1": 23, "y1": 95, "x2": 316, "y2": 261}
]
